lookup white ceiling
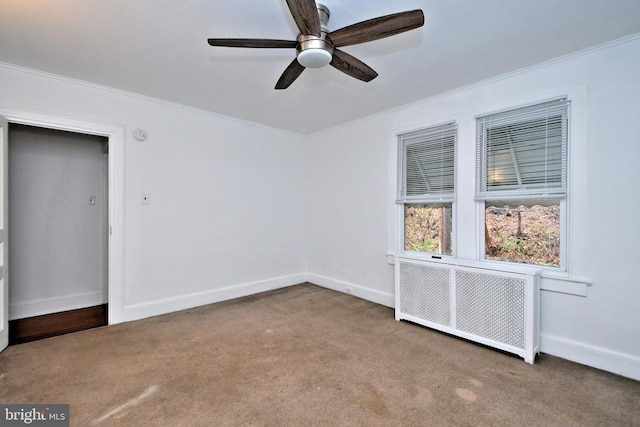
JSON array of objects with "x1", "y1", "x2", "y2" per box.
[{"x1": 1, "y1": 0, "x2": 639, "y2": 134}]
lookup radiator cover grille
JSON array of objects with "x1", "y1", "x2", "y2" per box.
[
  {"x1": 395, "y1": 258, "x2": 540, "y2": 363},
  {"x1": 455, "y1": 271, "x2": 525, "y2": 348},
  {"x1": 399, "y1": 262, "x2": 450, "y2": 327}
]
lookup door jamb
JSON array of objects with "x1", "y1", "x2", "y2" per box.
[{"x1": 0, "y1": 107, "x2": 125, "y2": 324}]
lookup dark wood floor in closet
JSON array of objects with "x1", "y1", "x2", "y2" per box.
[{"x1": 9, "y1": 304, "x2": 107, "y2": 344}]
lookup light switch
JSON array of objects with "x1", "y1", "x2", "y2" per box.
[
  {"x1": 142, "y1": 193, "x2": 151, "y2": 205},
  {"x1": 88, "y1": 195, "x2": 96, "y2": 206}
]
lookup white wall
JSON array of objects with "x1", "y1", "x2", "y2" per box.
[
  {"x1": 307, "y1": 35, "x2": 640, "y2": 380},
  {"x1": 9, "y1": 125, "x2": 108, "y2": 319},
  {"x1": 0, "y1": 63, "x2": 308, "y2": 322}
]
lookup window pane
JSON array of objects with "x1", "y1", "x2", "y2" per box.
[
  {"x1": 398, "y1": 122, "x2": 457, "y2": 201},
  {"x1": 405, "y1": 133, "x2": 455, "y2": 196},
  {"x1": 405, "y1": 204, "x2": 453, "y2": 255},
  {"x1": 476, "y1": 98, "x2": 569, "y2": 200},
  {"x1": 485, "y1": 115, "x2": 564, "y2": 191},
  {"x1": 484, "y1": 201, "x2": 560, "y2": 267}
]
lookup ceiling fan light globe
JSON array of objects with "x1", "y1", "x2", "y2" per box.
[{"x1": 297, "y1": 48, "x2": 332, "y2": 68}]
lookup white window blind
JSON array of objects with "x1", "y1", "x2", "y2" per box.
[
  {"x1": 476, "y1": 99, "x2": 569, "y2": 200},
  {"x1": 398, "y1": 122, "x2": 457, "y2": 203}
]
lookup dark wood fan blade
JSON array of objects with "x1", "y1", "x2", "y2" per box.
[
  {"x1": 207, "y1": 38, "x2": 297, "y2": 48},
  {"x1": 285, "y1": 0, "x2": 321, "y2": 36},
  {"x1": 330, "y1": 49, "x2": 378, "y2": 82},
  {"x1": 275, "y1": 58, "x2": 305, "y2": 89},
  {"x1": 328, "y1": 9, "x2": 424, "y2": 47}
]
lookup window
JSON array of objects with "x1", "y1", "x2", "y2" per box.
[
  {"x1": 398, "y1": 122, "x2": 456, "y2": 255},
  {"x1": 476, "y1": 99, "x2": 569, "y2": 268}
]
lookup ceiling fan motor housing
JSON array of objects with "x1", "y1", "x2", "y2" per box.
[{"x1": 296, "y1": 4, "x2": 333, "y2": 68}]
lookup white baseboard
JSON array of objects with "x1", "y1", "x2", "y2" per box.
[
  {"x1": 541, "y1": 333, "x2": 640, "y2": 381},
  {"x1": 306, "y1": 275, "x2": 640, "y2": 381},
  {"x1": 307, "y1": 273, "x2": 395, "y2": 308},
  {"x1": 9, "y1": 291, "x2": 105, "y2": 320},
  {"x1": 121, "y1": 273, "x2": 308, "y2": 323}
]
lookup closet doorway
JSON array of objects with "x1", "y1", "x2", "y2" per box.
[{"x1": 8, "y1": 124, "x2": 108, "y2": 343}]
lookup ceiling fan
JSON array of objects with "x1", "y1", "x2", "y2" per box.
[{"x1": 207, "y1": 0, "x2": 424, "y2": 89}]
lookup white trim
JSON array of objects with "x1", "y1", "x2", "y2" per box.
[
  {"x1": 0, "y1": 61, "x2": 304, "y2": 137},
  {"x1": 0, "y1": 106, "x2": 126, "y2": 325},
  {"x1": 387, "y1": 132, "x2": 399, "y2": 257},
  {"x1": 395, "y1": 254, "x2": 542, "y2": 276},
  {"x1": 122, "y1": 274, "x2": 307, "y2": 322},
  {"x1": 540, "y1": 275, "x2": 591, "y2": 297},
  {"x1": 387, "y1": 85, "x2": 591, "y2": 294},
  {"x1": 473, "y1": 95, "x2": 569, "y2": 120},
  {"x1": 472, "y1": 84, "x2": 589, "y2": 280},
  {"x1": 541, "y1": 333, "x2": 640, "y2": 381},
  {"x1": 307, "y1": 273, "x2": 394, "y2": 308},
  {"x1": 309, "y1": 33, "x2": 640, "y2": 137},
  {"x1": 475, "y1": 97, "x2": 570, "y2": 271},
  {"x1": 9, "y1": 291, "x2": 103, "y2": 320},
  {"x1": 390, "y1": 120, "x2": 460, "y2": 258}
]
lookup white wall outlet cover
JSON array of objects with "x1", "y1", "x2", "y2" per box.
[{"x1": 133, "y1": 128, "x2": 148, "y2": 141}]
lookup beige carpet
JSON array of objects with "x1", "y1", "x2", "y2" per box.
[{"x1": 1, "y1": 283, "x2": 639, "y2": 426}]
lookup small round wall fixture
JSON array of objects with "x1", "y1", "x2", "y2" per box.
[{"x1": 133, "y1": 128, "x2": 148, "y2": 141}]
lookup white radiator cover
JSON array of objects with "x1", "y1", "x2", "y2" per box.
[{"x1": 395, "y1": 257, "x2": 541, "y2": 363}]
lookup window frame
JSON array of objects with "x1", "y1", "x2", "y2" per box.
[
  {"x1": 475, "y1": 98, "x2": 570, "y2": 271},
  {"x1": 396, "y1": 121, "x2": 457, "y2": 258}
]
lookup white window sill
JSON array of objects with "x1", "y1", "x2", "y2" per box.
[
  {"x1": 540, "y1": 273, "x2": 592, "y2": 297},
  {"x1": 387, "y1": 252, "x2": 592, "y2": 297}
]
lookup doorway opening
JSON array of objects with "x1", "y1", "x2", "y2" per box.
[{"x1": 7, "y1": 124, "x2": 109, "y2": 343}]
